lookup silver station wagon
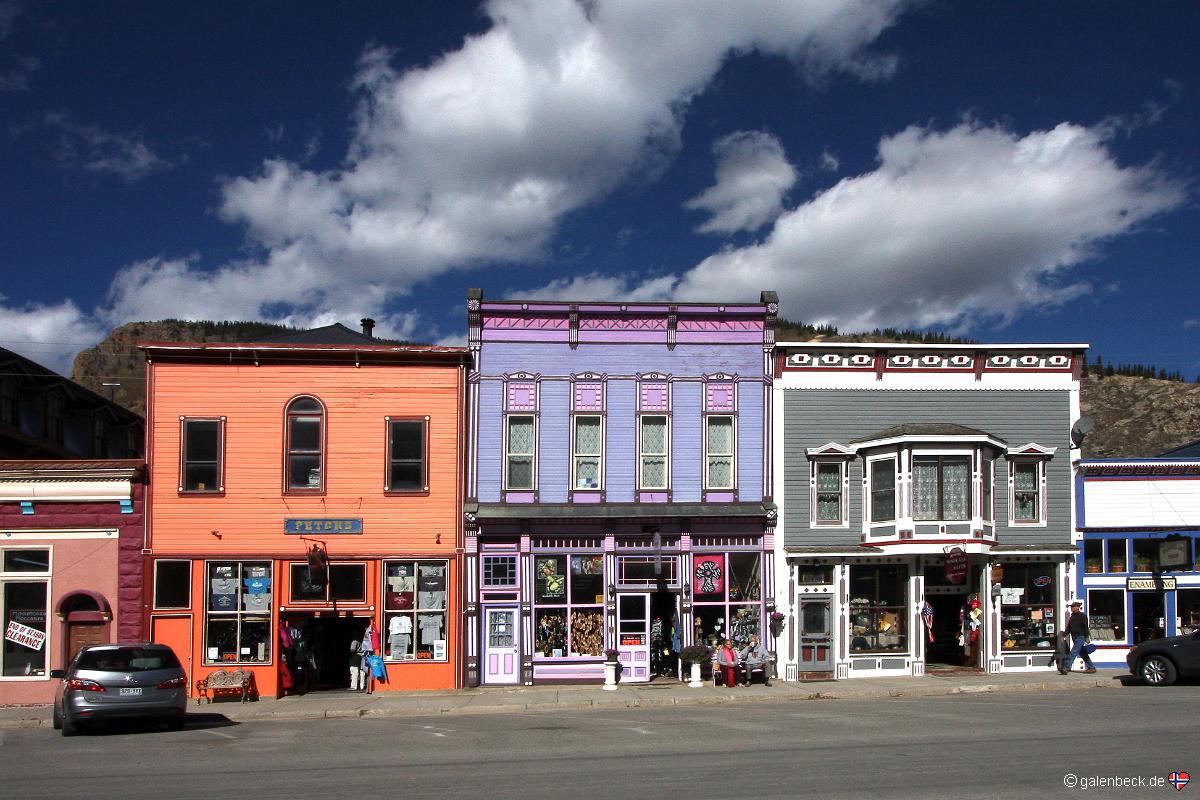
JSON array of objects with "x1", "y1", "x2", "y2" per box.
[{"x1": 52, "y1": 643, "x2": 188, "y2": 736}]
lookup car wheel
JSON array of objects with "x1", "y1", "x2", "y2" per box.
[
  {"x1": 51, "y1": 703, "x2": 62, "y2": 730},
  {"x1": 1140, "y1": 654, "x2": 1178, "y2": 687},
  {"x1": 60, "y1": 711, "x2": 79, "y2": 737}
]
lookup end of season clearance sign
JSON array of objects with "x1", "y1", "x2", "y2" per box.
[{"x1": 5, "y1": 620, "x2": 46, "y2": 651}]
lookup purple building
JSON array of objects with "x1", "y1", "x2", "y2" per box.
[{"x1": 464, "y1": 289, "x2": 777, "y2": 685}]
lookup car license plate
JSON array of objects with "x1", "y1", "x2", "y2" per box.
[{"x1": 119, "y1": 687, "x2": 143, "y2": 696}]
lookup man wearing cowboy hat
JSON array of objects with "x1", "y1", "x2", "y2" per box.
[{"x1": 1062, "y1": 600, "x2": 1097, "y2": 674}]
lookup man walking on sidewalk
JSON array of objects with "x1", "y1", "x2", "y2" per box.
[{"x1": 1062, "y1": 600, "x2": 1096, "y2": 674}]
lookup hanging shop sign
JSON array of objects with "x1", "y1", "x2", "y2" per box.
[
  {"x1": 1127, "y1": 577, "x2": 1176, "y2": 591},
  {"x1": 285, "y1": 518, "x2": 363, "y2": 534},
  {"x1": 1158, "y1": 537, "x2": 1190, "y2": 571},
  {"x1": 944, "y1": 548, "x2": 968, "y2": 584}
]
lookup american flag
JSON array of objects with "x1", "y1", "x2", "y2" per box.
[{"x1": 921, "y1": 601, "x2": 935, "y2": 643}]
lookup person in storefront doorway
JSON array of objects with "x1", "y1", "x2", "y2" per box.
[
  {"x1": 738, "y1": 634, "x2": 771, "y2": 686},
  {"x1": 354, "y1": 620, "x2": 380, "y2": 692},
  {"x1": 1062, "y1": 600, "x2": 1097, "y2": 674},
  {"x1": 715, "y1": 639, "x2": 742, "y2": 688}
]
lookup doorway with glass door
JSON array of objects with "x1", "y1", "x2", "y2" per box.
[
  {"x1": 482, "y1": 606, "x2": 519, "y2": 684},
  {"x1": 617, "y1": 593, "x2": 651, "y2": 682},
  {"x1": 797, "y1": 596, "x2": 833, "y2": 674}
]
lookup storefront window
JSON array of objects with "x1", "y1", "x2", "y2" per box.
[
  {"x1": 1107, "y1": 538, "x2": 1127, "y2": 573},
  {"x1": 205, "y1": 561, "x2": 272, "y2": 664},
  {"x1": 998, "y1": 564, "x2": 1056, "y2": 651},
  {"x1": 2, "y1": 547, "x2": 50, "y2": 677},
  {"x1": 849, "y1": 565, "x2": 908, "y2": 653},
  {"x1": 617, "y1": 556, "x2": 679, "y2": 586},
  {"x1": 1087, "y1": 589, "x2": 1125, "y2": 641},
  {"x1": 692, "y1": 553, "x2": 762, "y2": 648},
  {"x1": 1177, "y1": 589, "x2": 1200, "y2": 636},
  {"x1": 1132, "y1": 539, "x2": 1157, "y2": 572},
  {"x1": 532, "y1": 555, "x2": 604, "y2": 657},
  {"x1": 383, "y1": 561, "x2": 447, "y2": 661},
  {"x1": 154, "y1": 560, "x2": 191, "y2": 609}
]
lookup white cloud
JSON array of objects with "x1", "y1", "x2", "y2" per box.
[
  {"x1": 685, "y1": 131, "x2": 797, "y2": 234},
  {"x1": 1184, "y1": 319, "x2": 1199, "y2": 330},
  {"x1": 664, "y1": 120, "x2": 1187, "y2": 331},
  {"x1": 818, "y1": 148, "x2": 840, "y2": 172},
  {"x1": 0, "y1": 298, "x2": 108, "y2": 375},
  {"x1": 36, "y1": 112, "x2": 173, "y2": 181},
  {"x1": 511, "y1": 271, "x2": 676, "y2": 303}
]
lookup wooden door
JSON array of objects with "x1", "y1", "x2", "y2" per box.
[
  {"x1": 66, "y1": 621, "x2": 107, "y2": 664},
  {"x1": 798, "y1": 597, "x2": 832, "y2": 671},
  {"x1": 151, "y1": 616, "x2": 194, "y2": 693}
]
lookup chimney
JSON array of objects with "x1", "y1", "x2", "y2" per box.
[{"x1": 360, "y1": 318, "x2": 375, "y2": 338}]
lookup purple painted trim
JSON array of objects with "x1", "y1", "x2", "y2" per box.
[
  {"x1": 504, "y1": 491, "x2": 536, "y2": 503},
  {"x1": 482, "y1": 303, "x2": 572, "y2": 312},
  {"x1": 675, "y1": 331, "x2": 765, "y2": 343},
  {"x1": 572, "y1": 491, "x2": 603, "y2": 503},
  {"x1": 678, "y1": 320, "x2": 764, "y2": 331},
  {"x1": 482, "y1": 329, "x2": 571, "y2": 342},
  {"x1": 577, "y1": 331, "x2": 666, "y2": 343},
  {"x1": 706, "y1": 491, "x2": 735, "y2": 502},
  {"x1": 638, "y1": 491, "x2": 669, "y2": 503}
]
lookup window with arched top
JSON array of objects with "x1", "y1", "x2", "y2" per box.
[{"x1": 285, "y1": 397, "x2": 325, "y2": 491}]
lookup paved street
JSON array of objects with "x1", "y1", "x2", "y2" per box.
[{"x1": 2, "y1": 687, "x2": 1196, "y2": 799}]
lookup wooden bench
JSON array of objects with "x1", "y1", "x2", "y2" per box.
[{"x1": 195, "y1": 668, "x2": 255, "y2": 704}]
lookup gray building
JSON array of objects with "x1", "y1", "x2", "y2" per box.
[{"x1": 772, "y1": 342, "x2": 1086, "y2": 680}]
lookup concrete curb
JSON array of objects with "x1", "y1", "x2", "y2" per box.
[{"x1": 0, "y1": 676, "x2": 1123, "y2": 730}]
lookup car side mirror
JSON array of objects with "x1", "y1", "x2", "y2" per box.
[{"x1": 50, "y1": 669, "x2": 65, "y2": 679}]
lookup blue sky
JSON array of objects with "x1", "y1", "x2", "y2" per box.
[{"x1": 1, "y1": 1, "x2": 1197, "y2": 377}]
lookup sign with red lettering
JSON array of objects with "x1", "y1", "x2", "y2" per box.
[
  {"x1": 5, "y1": 620, "x2": 46, "y2": 651},
  {"x1": 944, "y1": 548, "x2": 969, "y2": 584}
]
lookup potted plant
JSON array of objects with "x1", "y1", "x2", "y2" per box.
[
  {"x1": 769, "y1": 611, "x2": 786, "y2": 638},
  {"x1": 1085, "y1": 557, "x2": 1103, "y2": 573},
  {"x1": 602, "y1": 648, "x2": 620, "y2": 690},
  {"x1": 679, "y1": 644, "x2": 711, "y2": 688}
]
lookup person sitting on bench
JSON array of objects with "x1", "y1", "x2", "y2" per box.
[
  {"x1": 738, "y1": 634, "x2": 771, "y2": 686},
  {"x1": 714, "y1": 639, "x2": 743, "y2": 688}
]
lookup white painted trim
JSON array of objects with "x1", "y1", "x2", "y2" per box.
[
  {"x1": 806, "y1": 442, "x2": 855, "y2": 457},
  {"x1": 0, "y1": 480, "x2": 133, "y2": 502},
  {"x1": 776, "y1": 341, "x2": 1089, "y2": 351},
  {"x1": 1, "y1": 529, "x2": 117, "y2": 541}
]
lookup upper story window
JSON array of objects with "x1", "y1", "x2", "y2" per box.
[
  {"x1": 913, "y1": 455, "x2": 971, "y2": 521},
  {"x1": 180, "y1": 417, "x2": 224, "y2": 493},
  {"x1": 572, "y1": 415, "x2": 603, "y2": 489},
  {"x1": 705, "y1": 416, "x2": 735, "y2": 489},
  {"x1": 639, "y1": 415, "x2": 669, "y2": 489},
  {"x1": 387, "y1": 417, "x2": 427, "y2": 492},
  {"x1": 482, "y1": 555, "x2": 518, "y2": 588},
  {"x1": 505, "y1": 415, "x2": 536, "y2": 490},
  {"x1": 1006, "y1": 445, "x2": 1054, "y2": 526},
  {"x1": 571, "y1": 377, "x2": 605, "y2": 493},
  {"x1": 813, "y1": 461, "x2": 846, "y2": 525},
  {"x1": 869, "y1": 457, "x2": 897, "y2": 523},
  {"x1": 505, "y1": 378, "x2": 538, "y2": 492},
  {"x1": 0, "y1": 377, "x2": 16, "y2": 426},
  {"x1": 285, "y1": 397, "x2": 324, "y2": 492},
  {"x1": 44, "y1": 392, "x2": 64, "y2": 443}
]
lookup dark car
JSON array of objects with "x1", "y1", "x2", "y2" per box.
[
  {"x1": 51, "y1": 643, "x2": 187, "y2": 735},
  {"x1": 1126, "y1": 630, "x2": 1200, "y2": 686}
]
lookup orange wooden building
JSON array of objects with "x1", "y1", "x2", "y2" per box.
[{"x1": 141, "y1": 325, "x2": 468, "y2": 698}]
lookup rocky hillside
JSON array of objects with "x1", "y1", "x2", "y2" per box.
[
  {"x1": 71, "y1": 320, "x2": 296, "y2": 416},
  {"x1": 1079, "y1": 373, "x2": 1200, "y2": 458},
  {"x1": 72, "y1": 319, "x2": 1200, "y2": 457}
]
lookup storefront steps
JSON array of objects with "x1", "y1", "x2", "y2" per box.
[{"x1": 0, "y1": 670, "x2": 1131, "y2": 729}]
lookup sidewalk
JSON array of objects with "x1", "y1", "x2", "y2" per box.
[{"x1": 0, "y1": 669, "x2": 1126, "y2": 729}]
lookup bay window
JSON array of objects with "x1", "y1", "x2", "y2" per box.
[
  {"x1": 913, "y1": 455, "x2": 970, "y2": 521},
  {"x1": 869, "y1": 458, "x2": 896, "y2": 523}
]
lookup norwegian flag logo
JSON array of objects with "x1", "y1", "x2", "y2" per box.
[{"x1": 1168, "y1": 772, "x2": 1190, "y2": 791}]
